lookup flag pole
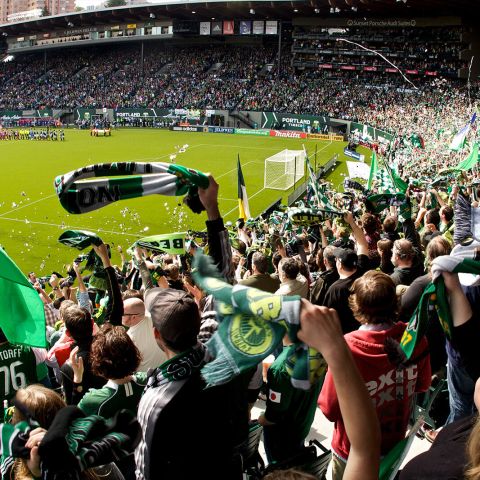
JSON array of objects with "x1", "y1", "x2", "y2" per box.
[{"x1": 293, "y1": 156, "x2": 297, "y2": 191}]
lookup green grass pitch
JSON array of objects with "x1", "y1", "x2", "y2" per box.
[{"x1": 0, "y1": 128, "x2": 365, "y2": 273}]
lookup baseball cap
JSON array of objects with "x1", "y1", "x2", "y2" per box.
[
  {"x1": 144, "y1": 288, "x2": 200, "y2": 350},
  {"x1": 333, "y1": 248, "x2": 358, "y2": 269}
]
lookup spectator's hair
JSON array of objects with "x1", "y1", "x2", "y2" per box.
[
  {"x1": 122, "y1": 289, "x2": 143, "y2": 301},
  {"x1": 440, "y1": 205, "x2": 454, "y2": 222},
  {"x1": 361, "y1": 213, "x2": 381, "y2": 236},
  {"x1": 349, "y1": 271, "x2": 398, "y2": 325},
  {"x1": 335, "y1": 226, "x2": 349, "y2": 239},
  {"x1": 383, "y1": 216, "x2": 397, "y2": 233},
  {"x1": 91, "y1": 325, "x2": 141, "y2": 379},
  {"x1": 58, "y1": 299, "x2": 75, "y2": 320},
  {"x1": 279, "y1": 258, "x2": 300, "y2": 280},
  {"x1": 162, "y1": 254, "x2": 175, "y2": 265},
  {"x1": 252, "y1": 252, "x2": 268, "y2": 274},
  {"x1": 393, "y1": 239, "x2": 414, "y2": 261},
  {"x1": 323, "y1": 245, "x2": 336, "y2": 268},
  {"x1": 297, "y1": 259, "x2": 309, "y2": 282},
  {"x1": 272, "y1": 252, "x2": 282, "y2": 270},
  {"x1": 466, "y1": 417, "x2": 480, "y2": 480},
  {"x1": 425, "y1": 236, "x2": 452, "y2": 266},
  {"x1": 235, "y1": 240, "x2": 247, "y2": 255},
  {"x1": 0, "y1": 329, "x2": 7, "y2": 343},
  {"x1": 377, "y1": 239, "x2": 393, "y2": 258},
  {"x1": 315, "y1": 249, "x2": 324, "y2": 269},
  {"x1": 13, "y1": 384, "x2": 66, "y2": 429},
  {"x1": 425, "y1": 208, "x2": 440, "y2": 229},
  {"x1": 165, "y1": 263, "x2": 180, "y2": 280},
  {"x1": 63, "y1": 306, "x2": 93, "y2": 344}
]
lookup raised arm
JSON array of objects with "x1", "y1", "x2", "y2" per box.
[
  {"x1": 344, "y1": 212, "x2": 369, "y2": 257},
  {"x1": 198, "y1": 174, "x2": 233, "y2": 282},
  {"x1": 298, "y1": 301, "x2": 380, "y2": 480},
  {"x1": 92, "y1": 243, "x2": 123, "y2": 325}
]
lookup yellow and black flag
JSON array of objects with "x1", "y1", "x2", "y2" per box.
[{"x1": 237, "y1": 156, "x2": 251, "y2": 220}]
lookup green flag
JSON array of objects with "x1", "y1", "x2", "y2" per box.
[
  {"x1": 0, "y1": 249, "x2": 46, "y2": 348},
  {"x1": 367, "y1": 151, "x2": 378, "y2": 190},
  {"x1": 454, "y1": 142, "x2": 479, "y2": 172},
  {"x1": 400, "y1": 256, "x2": 480, "y2": 361}
]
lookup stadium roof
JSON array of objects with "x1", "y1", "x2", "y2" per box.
[{"x1": 1, "y1": 0, "x2": 479, "y2": 36}]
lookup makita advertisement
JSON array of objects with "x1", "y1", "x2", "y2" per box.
[{"x1": 269, "y1": 130, "x2": 307, "y2": 139}]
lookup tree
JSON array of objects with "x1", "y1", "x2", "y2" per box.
[{"x1": 105, "y1": 0, "x2": 127, "y2": 7}]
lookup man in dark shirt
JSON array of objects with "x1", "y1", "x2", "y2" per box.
[
  {"x1": 309, "y1": 245, "x2": 339, "y2": 305},
  {"x1": 323, "y1": 213, "x2": 371, "y2": 334}
]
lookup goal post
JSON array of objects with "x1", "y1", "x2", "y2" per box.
[{"x1": 264, "y1": 149, "x2": 306, "y2": 190}]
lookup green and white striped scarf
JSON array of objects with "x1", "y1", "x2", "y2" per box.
[
  {"x1": 192, "y1": 253, "x2": 326, "y2": 390},
  {"x1": 400, "y1": 254, "x2": 480, "y2": 360},
  {"x1": 287, "y1": 206, "x2": 343, "y2": 227},
  {"x1": 54, "y1": 162, "x2": 209, "y2": 214}
]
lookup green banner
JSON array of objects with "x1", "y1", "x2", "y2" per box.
[
  {"x1": 114, "y1": 108, "x2": 170, "y2": 120},
  {"x1": 350, "y1": 122, "x2": 394, "y2": 143},
  {"x1": 0, "y1": 110, "x2": 23, "y2": 118},
  {"x1": 134, "y1": 232, "x2": 187, "y2": 255},
  {"x1": 75, "y1": 108, "x2": 96, "y2": 121},
  {"x1": 261, "y1": 112, "x2": 329, "y2": 132},
  {"x1": 234, "y1": 128, "x2": 270, "y2": 136}
]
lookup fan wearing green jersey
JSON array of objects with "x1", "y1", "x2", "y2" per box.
[
  {"x1": 0, "y1": 329, "x2": 48, "y2": 404},
  {"x1": 74, "y1": 325, "x2": 146, "y2": 418}
]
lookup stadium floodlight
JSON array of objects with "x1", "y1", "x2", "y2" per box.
[{"x1": 264, "y1": 150, "x2": 305, "y2": 191}]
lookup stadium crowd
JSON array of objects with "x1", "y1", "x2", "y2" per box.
[
  {"x1": 2, "y1": 135, "x2": 480, "y2": 479},
  {"x1": 2, "y1": 22, "x2": 480, "y2": 480}
]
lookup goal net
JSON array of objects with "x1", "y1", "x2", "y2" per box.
[{"x1": 264, "y1": 149, "x2": 305, "y2": 190}]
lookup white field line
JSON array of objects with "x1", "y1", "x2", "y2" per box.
[
  {"x1": 0, "y1": 216, "x2": 141, "y2": 237},
  {"x1": 0, "y1": 194, "x2": 57, "y2": 217},
  {"x1": 221, "y1": 140, "x2": 334, "y2": 219}
]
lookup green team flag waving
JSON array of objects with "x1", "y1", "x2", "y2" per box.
[
  {"x1": 54, "y1": 162, "x2": 209, "y2": 214},
  {"x1": 0, "y1": 249, "x2": 46, "y2": 348}
]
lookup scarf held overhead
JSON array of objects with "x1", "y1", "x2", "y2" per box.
[
  {"x1": 54, "y1": 162, "x2": 209, "y2": 214},
  {"x1": 192, "y1": 254, "x2": 326, "y2": 390},
  {"x1": 400, "y1": 254, "x2": 480, "y2": 360}
]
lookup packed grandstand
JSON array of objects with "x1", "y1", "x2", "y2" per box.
[{"x1": 0, "y1": 1, "x2": 480, "y2": 479}]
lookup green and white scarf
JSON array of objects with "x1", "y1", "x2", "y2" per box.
[
  {"x1": 54, "y1": 162, "x2": 209, "y2": 214},
  {"x1": 134, "y1": 232, "x2": 187, "y2": 255},
  {"x1": 287, "y1": 206, "x2": 342, "y2": 227},
  {"x1": 58, "y1": 230, "x2": 103, "y2": 250},
  {"x1": 400, "y1": 254, "x2": 480, "y2": 360},
  {"x1": 192, "y1": 254, "x2": 326, "y2": 390}
]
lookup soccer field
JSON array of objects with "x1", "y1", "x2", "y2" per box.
[{"x1": 0, "y1": 128, "x2": 355, "y2": 273}]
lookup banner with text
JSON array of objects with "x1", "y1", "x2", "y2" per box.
[
  {"x1": 350, "y1": 122, "x2": 394, "y2": 144},
  {"x1": 269, "y1": 130, "x2": 307, "y2": 139},
  {"x1": 262, "y1": 112, "x2": 330, "y2": 132}
]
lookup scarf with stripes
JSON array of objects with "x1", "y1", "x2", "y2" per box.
[{"x1": 54, "y1": 162, "x2": 209, "y2": 214}]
